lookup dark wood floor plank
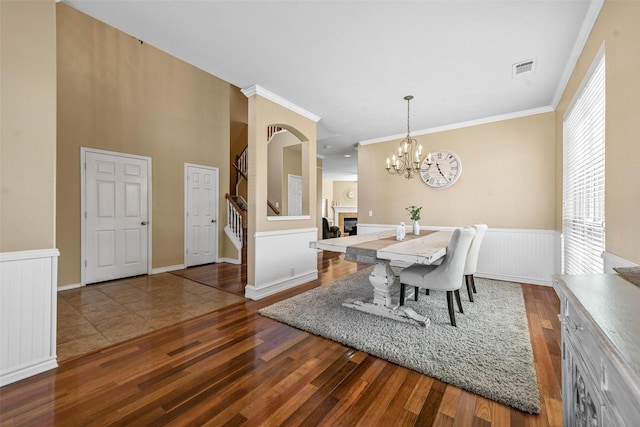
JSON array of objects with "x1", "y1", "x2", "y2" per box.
[
  {"x1": 354, "y1": 365, "x2": 409, "y2": 426},
  {"x1": 0, "y1": 254, "x2": 563, "y2": 426},
  {"x1": 415, "y1": 379, "x2": 447, "y2": 426},
  {"x1": 377, "y1": 370, "x2": 422, "y2": 426}
]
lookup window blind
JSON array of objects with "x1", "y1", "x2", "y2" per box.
[{"x1": 562, "y1": 52, "x2": 605, "y2": 274}]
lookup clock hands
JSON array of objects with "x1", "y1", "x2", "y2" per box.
[{"x1": 435, "y1": 162, "x2": 450, "y2": 181}]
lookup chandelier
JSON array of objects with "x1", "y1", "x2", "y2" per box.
[{"x1": 385, "y1": 95, "x2": 430, "y2": 179}]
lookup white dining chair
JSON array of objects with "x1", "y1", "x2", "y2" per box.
[
  {"x1": 463, "y1": 223, "x2": 488, "y2": 302},
  {"x1": 399, "y1": 227, "x2": 476, "y2": 327}
]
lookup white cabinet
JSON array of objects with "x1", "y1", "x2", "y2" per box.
[{"x1": 553, "y1": 274, "x2": 640, "y2": 427}]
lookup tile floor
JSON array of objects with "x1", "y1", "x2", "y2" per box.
[{"x1": 57, "y1": 273, "x2": 245, "y2": 361}]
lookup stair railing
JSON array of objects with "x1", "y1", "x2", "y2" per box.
[{"x1": 225, "y1": 193, "x2": 246, "y2": 249}]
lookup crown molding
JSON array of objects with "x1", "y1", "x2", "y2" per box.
[
  {"x1": 551, "y1": 0, "x2": 604, "y2": 109},
  {"x1": 241, "y1": 85, "x2": 321, "y2": 123},
  {"x1": 359, "y1": 105, "x2": 555, "y2": 145}
]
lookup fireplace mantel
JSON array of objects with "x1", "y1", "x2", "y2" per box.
[{"x1": 333, "y1": 206, "x2": 357, "y2": 234}]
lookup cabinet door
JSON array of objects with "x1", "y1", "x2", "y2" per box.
[{"x1": 563, "y1": 333, "x2": 604, "y2": 426}]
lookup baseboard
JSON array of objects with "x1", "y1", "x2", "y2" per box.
[
  {"x1": 245, "y1": 270, "x2": 318, "y2": 300},
  {"x1": 477, "y1": 272, "x2": 552, "y2": 287},
  {"x1": 151, "y1": 264, "x2": 185, "y2": 274},
  {"x1": 0, "y1": 357, "x2": 58, "y2": 387},
  {"x1": 218, "y1": 257, "x2": 241, "y2": 265},
  {"x1": 58, "y1": 283, "x2": 82, "y2": 291}
]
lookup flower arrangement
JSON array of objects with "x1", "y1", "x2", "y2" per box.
[{"x1": 406, "y1": 205, "x2": 422, "y2": 221}]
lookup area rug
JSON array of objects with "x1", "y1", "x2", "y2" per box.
[{"x1": 259, "y1": 267, "x2": 541, "y2": 414}]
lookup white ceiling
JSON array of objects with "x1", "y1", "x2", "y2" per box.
[{"x1": 63, "y1": 0, "x2": 603, "y2": 181}]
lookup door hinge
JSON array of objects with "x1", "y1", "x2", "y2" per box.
[
  {"x1": 85, "y1": 211, "x2": 87, "y2": 218},
  {"x1": 85, "y1": 260, "x2": 87, "y2": 267}
]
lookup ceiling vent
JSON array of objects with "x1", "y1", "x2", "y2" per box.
[{"x1": 512, "y1": 59, "x2": 535, "y2": 78}]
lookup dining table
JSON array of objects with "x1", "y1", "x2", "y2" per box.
[{"x1": 310, "y1": 229, "x2": 453, "y2": 326}]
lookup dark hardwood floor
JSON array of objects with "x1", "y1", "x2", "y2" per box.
[
  {"x1": 170, "y1": 262, "x2": 248, "y2": 296},
  {"x1": 0, "y1": 253, "x2": 562, "y2": 426}
]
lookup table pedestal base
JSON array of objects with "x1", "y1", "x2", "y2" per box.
[{"x1": 342, "y1": 299, "x2": 430, "y2": 327}]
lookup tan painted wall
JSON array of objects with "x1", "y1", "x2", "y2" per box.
[
  {"x1": 0, "y1": 0, "x2": 57, "y2": 252},
  {"x1": 267, "y1": 131, "x2": 302, "y2": 215},
  {"x1": 230, "y1": 86, "x2": 248, "y2": 198},
  {"x1": 316, "y1": 158, "x2": 323, "y2": 239},
  {"x1": 359, "y1": 112, "x2": 556, "y2": 229},
  {"x1": 322, "y1": 179, "x2": 334, "y2": 205},
  {"x1": 332, "y1": 181, "x2": 358, "y2": 208},
  {"x1": 555, "y1": 0, "x2": 640, "y2": 264},
  {"x1": 56, "y1": 4, "x2": 231, "y2": 285},
  {"x1": 246, "y1": 95, "x2": 317, "y2": 285}
]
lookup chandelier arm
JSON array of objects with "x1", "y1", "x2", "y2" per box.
[{"x1": 386, "y1": 95, "x2": 422, "y2": 180}]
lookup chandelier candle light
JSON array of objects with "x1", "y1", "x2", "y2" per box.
[{"x1": 386, "y1": 95, "x2": 432, "y2": 179}]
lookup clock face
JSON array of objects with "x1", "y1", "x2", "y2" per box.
[{"x1": 420, "y1": 150, "x2": 462, "y2": 189}]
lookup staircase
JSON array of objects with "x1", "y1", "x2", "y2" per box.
[{"x1": 225, "y1": 126, "x2": 284, "y2": 263}]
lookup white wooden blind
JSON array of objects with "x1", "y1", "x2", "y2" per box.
[{"x1": 562, "y1": 52, "x2": 605, "y2": 274}]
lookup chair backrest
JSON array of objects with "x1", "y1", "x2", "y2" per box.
[
  {"x1": 433, "y1": 227, "x2": 476, "y2": 287},
  {"x1": 463, "y1": 224, "x2": 488, "y2": 275},
  {"x1": 322, "y1": 217, "x2": 329, "y2": 238}
]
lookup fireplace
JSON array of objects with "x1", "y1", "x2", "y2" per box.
[{"x1": 343, "y1": 217, "x2": 357, "y2": 234}]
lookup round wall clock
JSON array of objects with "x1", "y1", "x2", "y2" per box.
[{"x1": 420, "y1": 150, "x2": 462, "y2": 189}]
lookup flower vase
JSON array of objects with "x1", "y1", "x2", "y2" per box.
[{"x1": 413, "y1": 221, "x2": 420, "y2": 236}]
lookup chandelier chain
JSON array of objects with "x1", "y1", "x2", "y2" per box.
[{"x1": 385, "y1": 95, "x2": 429, "y2": 180}]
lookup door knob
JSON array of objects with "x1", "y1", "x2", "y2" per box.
[
  {"x1": 211, "y1": 219, "x2": 216, "y2": 223},
  {"x1": 141, "y1": 221, "x2": 147, "y2": 225}
]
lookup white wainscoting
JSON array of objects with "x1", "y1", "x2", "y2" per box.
[
  {"x1": 0, "y1": 249, "x2": 59, "y2": 386},
  {"x1": 358, "y1": 224, "x2": 557, "y2": 286},
  {"x1": 246, "y1": 227, "x2": 318, "y2": 300}
]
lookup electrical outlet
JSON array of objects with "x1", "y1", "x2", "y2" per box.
[{"x1": 369, "y1": 210, "x2": 373, "y2": 216}]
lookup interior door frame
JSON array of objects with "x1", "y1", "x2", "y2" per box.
[
  {"x1": 80, "y1": 147, "x2": 153, "y2": 287},
  {"x1": 184, "y1": 163, "x2": 219, "y2": 267}
]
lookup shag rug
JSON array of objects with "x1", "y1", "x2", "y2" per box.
[{"x1": 259, "y1": 267, "x2": 541, "y2": 414}]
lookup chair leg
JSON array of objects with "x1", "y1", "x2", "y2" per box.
[
  {"x1": 399, "y1": 283, "x2": 406, "y2": 306},
  {"x1": 414, "y1": 286, "x2": 419, "y2": 301},
  {"x1": 454, "y1": 289, "x2": 464, "y2": 313},
  {"x1": 471, "y1": 275, "x2": 477, "y2": 293},
  {"x1": 425, "y1": 289, "x2": 430, "y2": 295},
  {"x1": 446, "y1": 291, "x2": 457, "y2": 327},
  {"x1": 465, "y1": 275, "x2": 474, "y2": 302}
]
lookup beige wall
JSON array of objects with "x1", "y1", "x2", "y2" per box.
[
  {"x1": 359, "y1": 112, "x2": 556, "y2": 229},
  {"x1": 246, "y1": 95, "x2": 317, "y2": 285},
  {"x1": 56, "y1": 4, "x2": 231, "y2": 285},
  {"x1": 0, "y1": 0, "x2": 57, "y2": 252},
  {"x1": 332, "y1": 181, "x2": 358, "y2": 208},
  {"x1": 266, "y1": 131, "x2": 302, "y2": 215},
  {"x1": 230, "y1": 86, "x2": 248, "y2": 198},
  {"x1": 555, "y1": 0, "x2": 640, "y2": 264}
]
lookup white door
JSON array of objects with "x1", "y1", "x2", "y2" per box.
[
  {"x1": 288, "y1": 174, "x2": 303, "y2": 216},
  {"x1": 185, "y1": 164, "x2": 218, "y2": 267},
  {"x1": 84, "y1": 150, "x2": 150, "y2": 284}
]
